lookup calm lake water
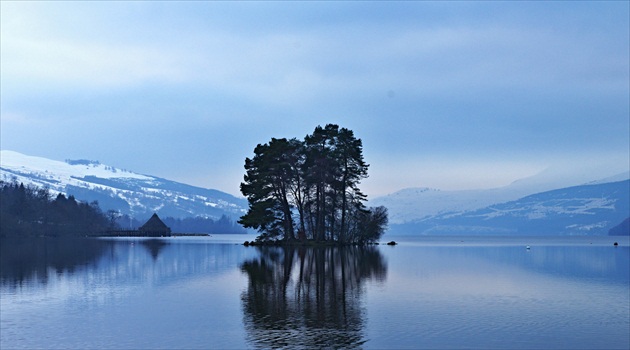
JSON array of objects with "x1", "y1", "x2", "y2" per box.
[{"x1": 1, "y1": 235, "x2": 628, "y2": 349}]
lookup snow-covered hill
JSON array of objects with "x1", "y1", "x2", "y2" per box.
[
  {"x1": 371, "y1": 170, "x2": 630, "y2": 225},
  {"x1": 369, "y1": 186, "x2": 528, "y2": 224},
  {"x1": 0, "y1": 150, "x2": 247, "y2": 220},
  {"x1": 388, "y1": 180, "x2": 630, "y2": 236},
  {"x1": 3, "y1": 150, "x2": 627, "y2": 236}
]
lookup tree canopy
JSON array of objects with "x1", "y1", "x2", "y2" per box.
[
  {"x1": 239, "y1": 124, "x2": 388, "y2": 244},
  {"x1": 0, "y1": 181, "x2": 112, "y2": 237}
]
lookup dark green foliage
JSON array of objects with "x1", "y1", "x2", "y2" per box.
[
  {"x1": 239, "y1": 124, "x2": 388, "y2": 244},
  {"x1": 353, "y1": 205, "x2": 389, "y2": 244},
  {"x1": 0, "y1": 181, "x2": 111, "y2": 237}
]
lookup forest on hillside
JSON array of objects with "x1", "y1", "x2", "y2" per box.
[
  {"x1": 0, "y1": 181, "x2": 111, "y2": 237},
  {"x1": 1, "y1": 181, "x2": 247, "y2": 237}
]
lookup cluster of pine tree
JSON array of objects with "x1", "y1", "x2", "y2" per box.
[
  {"x1": 239, "y1": 124, "x2": 388, "y2": 244},
  {"x1": 0, "y1": 181, "x2": 111, "y2": 238}
]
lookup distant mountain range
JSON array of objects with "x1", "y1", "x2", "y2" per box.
[
  {"x1": 372, "y1": 177, "x2": 629, "y2": 236},
  {"x1": 609, "y1": 218, "x2": 629, "y2": 236},
  {"x1": 370, "y1": 170, "x2": 629, "y2": 224},
  {"x1": 2, "y1": 150, "x2": 628, "y2": 235},
  {"x1": 0, "y1": 150, "x2": 247, "y2": 221}
]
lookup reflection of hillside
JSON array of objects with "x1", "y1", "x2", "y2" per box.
[
  {"x1": 0, "y1": 238, "x2": 112, "y2": 287},
  {"x1": 240, "y1": 246, "x2": 387, "y2": 349},
  {"x1": 0, "y1": 239, "x2": 254, "y2": 289},
  {"x1": 93, "y1": 242, "x2": 255, "y2": 287}
]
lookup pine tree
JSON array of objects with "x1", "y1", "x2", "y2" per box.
[{"x1": 239, "y1": 124, "x2": 387, "y2": 243}]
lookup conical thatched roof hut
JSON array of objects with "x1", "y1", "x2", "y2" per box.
[{"x1": 139, "y1": 213, "x2": 171, "y2": 237}]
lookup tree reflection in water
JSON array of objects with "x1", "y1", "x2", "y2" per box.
[
  {"x1": 0, "y1": 238, "x2": 112, "y2": 287},
  {"x1": 240, "y1": 246, "x2": 387, "y2": 349}
]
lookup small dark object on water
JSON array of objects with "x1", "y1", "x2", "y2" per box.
[
  {"x1": 243, "y1": 241, "x2": 250, "y2": 246},
  {"x1": 613, "y1": 242, "x2": 618, "y2": 246},
  {"x1": 386, "y1": 241, "x2": 397, "y2": 246}
]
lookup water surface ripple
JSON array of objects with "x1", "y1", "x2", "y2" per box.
[{"x1": 1, "y1": 235, "x2": 628, "y2": 349}]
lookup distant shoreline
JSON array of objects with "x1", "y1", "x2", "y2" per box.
[{"x1": 94, "y1": 231, "x2": 212, "y2": 237}]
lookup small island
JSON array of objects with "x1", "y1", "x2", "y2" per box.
[{"x1": 239, "y1": 124, "x2": 388, "y2": 245}]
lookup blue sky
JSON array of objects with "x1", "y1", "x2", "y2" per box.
[{"x1": 1, "y1": 1, "x2": 628, "y2": 197}]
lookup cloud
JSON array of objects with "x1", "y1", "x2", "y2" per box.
[
  {"x1": 2, "y1": 34, "x2": 191, "y2": 89},
  {"x1": 1, "y1": 1, "x2": 628, "y2": 196},
  {"x1": 3, "y1": 1, "x2": 627, "y2": 106}
]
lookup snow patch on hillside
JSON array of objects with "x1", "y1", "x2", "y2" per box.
[
  {"x1": 370, "y1": 168, "x2": 629, "y2": 225},
  {"x1": 1, "y1": 150, "x2": 152, "y2": 181},
  {"x1": 0, "y1": 150, "x2": 247, "y2": 219}
]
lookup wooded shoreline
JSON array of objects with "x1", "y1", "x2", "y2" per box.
[{"x1": 97, "y1": 230, "x2": 211, "y2": 237}]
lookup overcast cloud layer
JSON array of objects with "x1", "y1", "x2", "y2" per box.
[{"x1": 1, "y1": 1, "x2": 628, "y2": 197}]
